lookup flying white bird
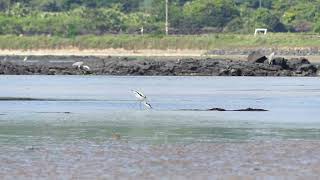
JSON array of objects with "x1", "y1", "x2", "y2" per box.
[
  {"x1": 267, "y1": 52, "x2": 275, "y2": 65},
  {"x1": 72, "y1": 61, "x2": 84, "y2": 69},
  {"x1": 143, "y1": 101, "x2": 152, "y2": 109},
  {"x1": 131, "y1": 90, "x2": 152, "y2": 110},
  {"x1": 23, "y1": 56, "x2": 28, "y2": 62},
  {"x1": 131, "y1": 90, "x2": 147, "y2": 101}
]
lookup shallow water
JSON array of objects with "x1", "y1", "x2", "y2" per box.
[
  {"x1": 1, "y1": 76, "x2": 320, "y2": 178},
  {"x1": 0, "y1": 76, "x2": 319, "y2": 144}
]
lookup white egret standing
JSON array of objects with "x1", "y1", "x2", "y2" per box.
[
  {"x1": 82, "y1": 65, "x2": 91, "y2": 71},
  {"x1": 23, "y1": 56, "x2": 28, "y2": 62},
  {"x1": 267, "y1": 52, "x2": 275, "y2": 65},
  {"x1": 131, "y1": 90, "x2": 148, "y2": 110},
  {"x1": 72, "y1": 61, "x2": 84, "y2": 69}
]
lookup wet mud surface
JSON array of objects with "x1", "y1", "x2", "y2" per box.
[{"x1": 1, "y1": 140, "x2": 320, "y2": 179}]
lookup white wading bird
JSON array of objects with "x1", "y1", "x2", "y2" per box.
[
  {"x1": 72, "y1": 61, "x2": 84, "y2": 69},
  {"x1": 267, "y1": 52, "x2": 275, "y2": 65},
  {"x1": 72, "y1": 61, "x2": 91, "y2": 73},
  {"x1": 82, "y1": 65, "x2": 91, "y2": 71},
  {"x1": 23, "y1": 56, "x2": 28, "y2": 62},
  {"x1": 131, "y1": 90, "x2": 152, "y2": 110}
]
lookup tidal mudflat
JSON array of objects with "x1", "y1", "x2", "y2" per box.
[{"x1": 2, "y1": 140, "x2": 320, "y2": 179}]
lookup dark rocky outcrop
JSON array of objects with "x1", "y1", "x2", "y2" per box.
[
  {"x1": 209, "y1": 108, "x2": 268, "y2": 112},
  {"x1": 247, "y1": 51, "x2": 267, "y2": 63},
  {"x1": 208, "y1": 108, "x2": 227, "y2": 111},
  {"x1": 232, "y1": 108, "x2": 268, "y2": 112},
  {"x1": 0, "y1": 55, "x2": 319, "y2": 76},
  {"x1": 270, "y1": 57, "x2": 288, "y2": 69},
  {"x1": 287, "y1": 57, "x2": 310, "y2": 69},
  {"x1": 246, "y1": 53, "x2": 319, "y2": 76},
  {"x1": 184, "y1": 108, "x2": 269, "y2": 111}
]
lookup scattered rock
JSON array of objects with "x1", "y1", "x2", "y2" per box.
[
  {"x1": 287, "y1": 57, "x2": 310, "y2": 69},
  {"x1": 247, "y1": 51, "x2": 267, "y2": 63},
  {"x1": 112, "y1": 133, "x2": 121, "y2": 140},
  {"x1": 297, "y1": 64, "x2": 318, "y2": 73},
  {"x1": 270, "y1": 57, "x2": 288, "y2": 69}
]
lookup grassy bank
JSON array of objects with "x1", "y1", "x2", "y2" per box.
[{"x1": 0, "y1": 33, "x2": 320, "y2": 50}]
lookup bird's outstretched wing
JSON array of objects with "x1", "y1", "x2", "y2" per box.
[
  {"x1": 143, "y1": 101, "x2": 152, "y2": 109},
  {"x1": 131, "y1": 90, "x2": 146, "y2": 99}
]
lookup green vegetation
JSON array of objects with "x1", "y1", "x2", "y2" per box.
[
  {"x1": 0, "y1": 0, "x2": 319, "y2": 36},
  {"x1": 0, "y1": 0, "x2": 319, "y2": 50},
  {"x1": 1, "y1": 33, "x2": 320, "y2": 50}
]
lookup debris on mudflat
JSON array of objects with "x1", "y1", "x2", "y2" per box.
[{"x1": 112, "y1": 133, "x2": 121, "y2": 140}]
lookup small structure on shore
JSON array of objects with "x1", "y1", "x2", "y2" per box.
[{"x1": 254, "y1": 28, "x2": 267, "y2": 36}]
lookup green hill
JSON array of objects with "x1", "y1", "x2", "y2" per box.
[{"x1": 0, "y1": 0, "x2": 319, "y2": 36}]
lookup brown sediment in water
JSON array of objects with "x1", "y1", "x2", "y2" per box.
[{"x1": 1, "y1": 140, "x2": 320, "y2": 179}]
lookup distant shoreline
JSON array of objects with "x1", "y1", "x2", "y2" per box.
[
  {"x1": 0, "y1": 48, "x2": 207, "y2": 57},
  {"x1": 0, "y1": 33, "x2": 320, "y2": 59},
  {"x1": 0, "y1": 48, "x2": 320, "y2": 63}
]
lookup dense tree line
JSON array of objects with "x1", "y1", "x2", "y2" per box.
[{"x1": 0, "y1": 0, "x2": 319, "y2": 36}]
